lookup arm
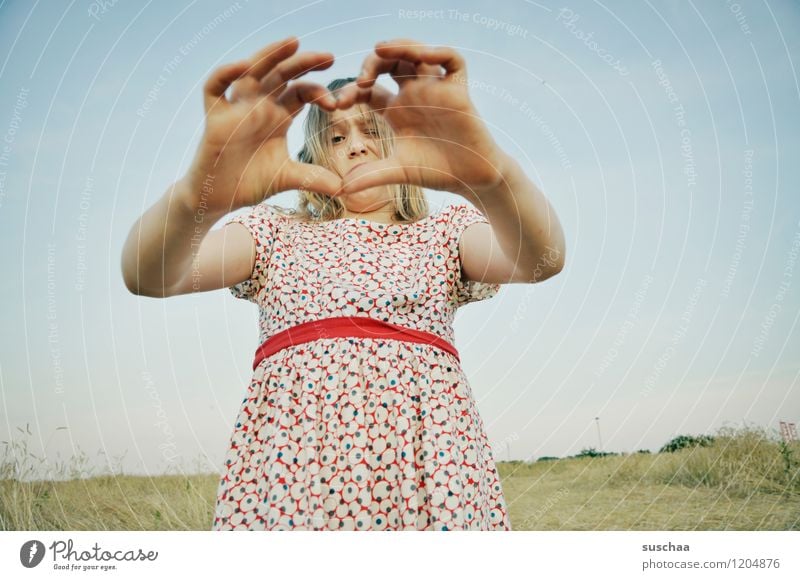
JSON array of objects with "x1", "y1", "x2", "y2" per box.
[
  {"x1": 460, "y1": 153, "x2": 565, "y2": 284},
  {"x1": 335, "y1": 39, "x2": 566, "y2": 284},
  {"x1": 121, "y1": 36, "x2": 344, "y2": 298},
  {"x1": 120, "y1": 178, "x2": 253, "y2": 297}
]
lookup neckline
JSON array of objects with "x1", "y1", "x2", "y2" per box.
[
  {"x1": 275, "y1": 203, "x2": 457, "y2": 228},
  {"x1": 327, "y1": 206, "x2": 449, "y2": 228}
]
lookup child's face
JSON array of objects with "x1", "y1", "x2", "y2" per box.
[
  {"x1": 326, "y1": 105, "x2": 381, "y2": 177},
  {"x1": 325, "y1": 105, "x2": 394, "y2": 214}
]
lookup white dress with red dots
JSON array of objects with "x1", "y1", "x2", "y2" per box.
[{"x1": 211, "y1": 201, "x2": 511, "y2": 531}]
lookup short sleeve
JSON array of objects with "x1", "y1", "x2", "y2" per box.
[
  {"x1": 224, "y1": 203, "x2": 279, "y2": 302},
  {"x1": 448, "y1": 203, "x2": 502, "y2": 307}
]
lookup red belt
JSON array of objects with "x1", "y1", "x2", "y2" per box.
[{"x1": 252, "y1": 316, "x2": 460, "y2": 370}]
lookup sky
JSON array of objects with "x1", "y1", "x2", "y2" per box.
[{"x1": 0, "y1": 0, "x2": 798, "y2": 478}]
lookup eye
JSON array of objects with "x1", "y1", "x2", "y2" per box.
[{"x1": 331, "y1": 135, "x2": 345, "y2": 144}]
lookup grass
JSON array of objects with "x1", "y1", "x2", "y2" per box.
[
  {"x1": 498, "y1": 424, "x2": 800, "y2": 530},
  {"x1": 2, "y1": 424, "x2": 797, "y2": 530}
]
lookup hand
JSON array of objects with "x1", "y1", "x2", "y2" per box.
[
  {"x1": 182, "y1": 37, "x2": 343, "y2": 213},
  {"x1": 334, "y1": 38, "x2": 509, "y2": 202}
]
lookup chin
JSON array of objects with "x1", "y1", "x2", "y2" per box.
[{"x1": 342, "y1": 189, "x2": 391, "y2": 209}]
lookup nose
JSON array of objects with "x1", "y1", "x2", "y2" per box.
[{"x1": 347, "y1": 134, "x2": 367, "y2": 157}]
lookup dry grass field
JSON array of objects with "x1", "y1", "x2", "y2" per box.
[{"x1": 2, "y1": 424, "x2": 797, "y2": 531}]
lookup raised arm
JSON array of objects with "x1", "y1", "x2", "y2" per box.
[
  {"x1": 120, "y1": 178, "x2": 255, "y2": 297},
  {"x1": 120, "y1": 36, "x2": 343, "y2": 298},
  {"x1": 334, "y1": 38, "x2": 566, "y2": 283}
]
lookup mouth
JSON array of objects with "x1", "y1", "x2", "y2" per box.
[{"x1": 346, "y1": 162, "x2": 367, "y2": 175}]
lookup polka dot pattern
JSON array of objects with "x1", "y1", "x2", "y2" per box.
[{"x1": 212, "y1": 203, "x2": 509, "y2": 530}]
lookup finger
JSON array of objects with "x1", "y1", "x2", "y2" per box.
[
  {"x1": 260, "y1": 51, "x2": 335, "y2": 95},
  {"x1": 340, "y1": 157, "x2": 407, "y2": 194},
  {"x1": 418, "y1": 46, "x2": 467, "y2": 82},
  {"x1": 229, "y1": 75, "x2": 262, "y2": 102},
  {"x1": 415, "y1": 61, "x2": 443, "y2": 80},
  {"x1": 372, "y1": 38, "x2": 429, "y2": 66},
  {"x1": 282, "y1": 161, "x2": 343, "y2": 197},
  {"x1": 374, "y1": 39, "x2": 444, "y2": 80},
  {"x1": 373, "y1": 40, "x2": 463, "y2": 81},
  {"x1": 203, "y1": 60, "x2": 252, "y2": 113},
  {"x1": 244, "y1": 36, "x2": 300, "y2": 81},
  {"x1": 356, "y1": 53, "x2": 417, "y2": 89},
  {"x1": 335, "y1": 82, "x2": 394, "y2": 114},
  {"x1": 277, "y1": 81, "x2": 338, "y2": 117}
]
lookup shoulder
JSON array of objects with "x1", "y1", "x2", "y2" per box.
[
  {"x1": 439, "y1": 202, "x2": 486, "y2": 218},
  {"x1": 430, "y1": 202, "x2": 470, "y2": 223},
  {"x1": 223, "y1": 202, "x2": 298, "y2": 240},
  {"x1": 423, "y1": 202, "x2": 485, "y2": 237},
  {"x1": 446, "y1": 202, "x2": 490, "y2": 230}
]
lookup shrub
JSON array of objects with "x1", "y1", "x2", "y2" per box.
[
  {"x1": 659, "y1": 434, "x2": 715, "y2": 453},
  {"x1": 574, "y1": 447, "x2": 617, "y2": 459},
  {"x1": 658, "y1": 424, "x2": 799, "y2": 497}
]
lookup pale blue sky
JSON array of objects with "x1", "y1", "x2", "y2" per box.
[{"x1": 0, "y1": 0, "x2": 798, "y2": 477}]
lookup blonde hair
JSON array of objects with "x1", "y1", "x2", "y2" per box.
[{"x1": 274, "y1": 77, "x2": 428, "y2": 224}]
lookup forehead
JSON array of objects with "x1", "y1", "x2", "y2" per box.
[{"x1": 328, "y1": 105, "x2": 370, "y2": 126}]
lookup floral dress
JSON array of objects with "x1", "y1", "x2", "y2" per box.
[{"x1": 211, "y1": 201, "x2": 511, "y2": 531}]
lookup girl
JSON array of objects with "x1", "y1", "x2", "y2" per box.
[{"x1": 121, "y1": 37, "x2": 565, "y2": 531}]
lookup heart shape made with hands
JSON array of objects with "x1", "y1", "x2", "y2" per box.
[{"x1": 205, "y1": 37, "x2": 506, "y2": 208}]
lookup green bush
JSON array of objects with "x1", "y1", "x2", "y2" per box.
[
  {"x1": 659, "y1": 434, "x2": 715, "y2": 453},
  {"x1": 574, "y1": 447, "x2": 617, "y2": 458}
]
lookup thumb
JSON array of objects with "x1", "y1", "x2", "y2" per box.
[
  {"x1": 281, "y1": 161, "x2": 343, "y2": 197},
  {"x1": 341, "y1": 157, "x2": 407, "y2": 194}
]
